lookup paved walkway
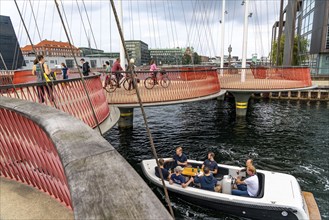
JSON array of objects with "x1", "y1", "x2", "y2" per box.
[{"x1": 0, "y1": 177, "x2": 73, "y2": 220}]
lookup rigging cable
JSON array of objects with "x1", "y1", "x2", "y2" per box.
[
  {"x1": 109, "y1": 0, "x2": 175, "y2": 218},
  {"x1": 82, "y1": 0, "x2": 98, "y2": 49},
  {"x1": 149, "y1": 0, "x2": 157, "y2": 47},
  {"x1": 50, "y1": 4, "x2": 55, "y2": 40},
  {"x1": 153, "y1": 1, "x2": 162, "y2": 48},
  {"x1": 162, "y1": 1, "x2": 171, "y2": 48},
  {"x1": 12, "y1": 0, "x2": 26, "y2": 70},
  {"x1": 55, "y1": 0, "x2": 102, "y2": 135},
  {"x1": 136, "y1": 0, "x2": 142, "y2": 41},
  {"x1": 13, "y1": 0, "x2": 57, "y2": 106},
  {"x1": 75, "y1": 0, "x2": 89, "y2": 48}
]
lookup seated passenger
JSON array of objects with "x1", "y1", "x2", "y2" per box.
[
  {"x1": 202, "y1": 152, "x2": 218, "y2": 174},
  {"x1": 232, "y1": 165, "x2": 259, "y2": 197},
  {"x1": 172, "y1": 146, "x2": 188, "y2": 167},
  {"x1": 169, "y1": 166, "x2": 193, "y2": 188},
  {"x1": 155, "y1": 158, "x2": 170, "y2": 180},
  {"x1": 238, "y1": 158, "x2": 254, "y2": 174},
  {"x1": 194, "y1": 167, "x2": 221, "y2": 192}
]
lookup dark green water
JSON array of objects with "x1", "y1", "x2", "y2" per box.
[{"x1": 104, "y1": 98, "x2": 329, "y2": 219}]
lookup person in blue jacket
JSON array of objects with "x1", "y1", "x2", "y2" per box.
[{"x1": 194, "y1": 166, "x2": 221, "y2": 192}]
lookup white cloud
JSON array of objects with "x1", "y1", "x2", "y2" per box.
[{"x1": 0, "y1": 0, "x2": 282, "y2": 59}]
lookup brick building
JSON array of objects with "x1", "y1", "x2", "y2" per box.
[{"x1": 21, "y1": 40, "x2": 81, "y2": 57}]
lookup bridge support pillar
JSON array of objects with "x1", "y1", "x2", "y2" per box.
[
  {"x1": 231, "y1": 92, "x2": 252, "y2": 117},
  {"x1": 118, "y1": 108, "x2": 134, "y2": 128}
]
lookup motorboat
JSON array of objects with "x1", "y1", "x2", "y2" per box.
[{"x1": 141, "y1": 159, "x2": 321, "y2": 220}]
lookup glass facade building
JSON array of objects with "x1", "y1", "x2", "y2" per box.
[
  {"x1": 296, "y1": 0, "x2": 329, "y2": 74},
  {"x1": 0, "y1": 15, "x2": 24, "y2": 70},
  {"x1": 125, "y1": 40, "x2": 150, "y2": 66}
]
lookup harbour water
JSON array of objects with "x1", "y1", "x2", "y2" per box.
[{"x1": 104, "y1": 98, "x2": 329, "y2": 219}]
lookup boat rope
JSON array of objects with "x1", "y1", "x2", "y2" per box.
[
  {"x1": 13, "y1": 0, "x2": 57, "y2": 108},
  {"x1": 109, "y1": 0, "x2": 175, "y2": 218},
  {"x1": 54, "y1": 0, "x2": 102, "y2": 135}
]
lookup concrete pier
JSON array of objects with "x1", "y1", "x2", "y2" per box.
[
  {"x1": 118, "y1": 108, "x2": 134, "y2": 128},
  {"x1": 231, "y1": 92, "x2": 252, "y2": 117}
]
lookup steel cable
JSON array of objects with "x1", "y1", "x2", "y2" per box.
[{"x1": 109, "y1": 0, "x2": 175, "y2": 218}]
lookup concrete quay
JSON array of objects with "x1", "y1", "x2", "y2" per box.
[{"x1": 0, "y1": 177, "x2": 73, "y2": 220}]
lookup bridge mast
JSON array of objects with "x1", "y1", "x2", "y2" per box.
[
  {"x1": 118, "y1": 0, "x2": 125, "y2": 69},
  {"x1": 220, "y1": 0, "x2": 226, "y2": 73},
  {"x1": 241, "y1": 0, "x2": 249, "y2": 82}
]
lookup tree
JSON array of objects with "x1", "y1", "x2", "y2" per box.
[
  {"x1": 182, "y1": 53, "x2": 191, "y2": 65},
  {"x1": 182, "y1": 52, "x2": 201, "y2": 65},
  {"x1": 192, "y1": 52, "x2": 201, "y2": 65},
  {"x1": 270, "y1": 35, "x2": 308, "y2": 66}
]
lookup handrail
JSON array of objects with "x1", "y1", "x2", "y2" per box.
[
  {"x1": 0, "y1": 74, "x2": 109, "y2": 128},
  {"x1": 0, "y1": 96, "x2": 172, "y2": 219},
  {"x1": 105, "y1": 68, "x2": 222, "y2": 105},
  {"x1": 218, "y1": 67, "x2": 312, "y2": 90}
]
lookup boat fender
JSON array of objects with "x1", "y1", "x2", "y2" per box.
[{"x1": 222, "y1": 175, "x2": 232, "y2": 195}]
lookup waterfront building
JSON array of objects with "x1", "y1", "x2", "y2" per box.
[
  {"x1": 273, "y1": 0, "x2": 329, "y2": 74},
  {"x1": 0, "y1": 15, "x2": 24, "y2": 70},
  {"x1": 79, "y1": 47, "x2": 104, "y2": 56},
  {"x1": 21, "y1": 40, "x2": 81, "y2": 57},
  {"x1": 149, "y1": 48, "x2": 183, "y2": 65},
  {"x1": 297, "y1": 0, "x2": 329, "y2": 74},
  {"x1": 125, "y1": 40, "x2": 150, "y2": 66}
]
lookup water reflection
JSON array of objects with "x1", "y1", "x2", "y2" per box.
[{"x1": 105, "y1": 98, "x2": 329, "y2": 219}]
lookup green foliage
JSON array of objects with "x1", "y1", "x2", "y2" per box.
[
  {"x1": 182, "y1": 52, "x2": 201, "y2": 65},
  {"x1": 270, "y1": 35, "x2": 309, "y2": 65}
]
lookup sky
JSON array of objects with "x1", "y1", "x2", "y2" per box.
[{"x1": 0, "y1": 0, "x2": 284, "y2": 59}]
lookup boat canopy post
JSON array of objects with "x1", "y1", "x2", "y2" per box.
[{"x1": 241, "y1": 0, "x2": 249, "y2": 83}]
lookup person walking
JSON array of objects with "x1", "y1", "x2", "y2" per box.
[
  {"x1": 61, "y1": 63, "x2": 68, "y2": 80},
  {"x1": 80, "y1": 58, "x2": 90, "y2": 76}
]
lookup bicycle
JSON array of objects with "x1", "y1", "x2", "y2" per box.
[
  {"x1": 104, "y1": 73, "x2": 135, "y2": 93},
  {"x1": 144, "y1": 71, "x2": 171, "y2": 89}
]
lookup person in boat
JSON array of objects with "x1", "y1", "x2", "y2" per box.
[
  {"x1": 232, "y1": 165, "x2": 259, "y2": 197},
  {"x1": 202, "y1": 152, "x2": 218, "y2": 174},
  {"x1": 193, "y1": 166, "x2": 221, "y2": 192},
  {"x1": 172, "y1": 146, "x2": 188, "y2": 168},
  {"x1": 239, "y1": 158, "x2": 254, "y2": 173},
  {"x1": 155, "y1": 158, "x2": 170, "y2": 180},
  {"x1": 169, "y1": 166, "x2": 193, "y2": 188}
]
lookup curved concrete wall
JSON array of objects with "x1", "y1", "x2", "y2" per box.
[{"x1": 0, "y1": 97, "x2": 171, "y2": 219}]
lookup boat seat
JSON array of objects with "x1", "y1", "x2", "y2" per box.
[
  {"x1": 255, "y1": 172, "x2": 265, "y2": 198},
  {"x1": 214, "y1": 166, "x2": 229, "y2": 179}
]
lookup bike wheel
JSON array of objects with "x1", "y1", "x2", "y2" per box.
[
  {"x1": 160, "y1": 76, "x2": 171, "y2": 88},
  {"x1": 144, "y1": 77, "x2": 155, "y2": 89},
  {"x1": 123, "y1": 78, "x2": 134, "y2": 91},
  {"x1": 104, "y1": 79, "x2": 117, "y2": 93}
]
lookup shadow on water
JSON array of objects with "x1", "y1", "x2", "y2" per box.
[{"x1": 104, "y1": 98, "x2": 329, "y2": 220}]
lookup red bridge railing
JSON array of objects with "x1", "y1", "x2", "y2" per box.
[
  {"x1": 105, "y1": 68, "x2": 221, "y2": 105},
  {"x1": 0, "y1": 75, "x2": 109, "y2": 128},
  {"x1": 0, "y1": 107, "x2": 71, "y2": 208},
  {"x1": 220, "y1": 67, "x2": 312, "y2": 90}
]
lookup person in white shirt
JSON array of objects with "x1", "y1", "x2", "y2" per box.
[{"x1": 232, "y1": 165, "x2": 259, "y2": 197}]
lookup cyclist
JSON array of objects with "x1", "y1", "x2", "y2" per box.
[
  {"x1": 112, "y1": 58, "x2": 123, "y2": 88},
  {"x1": 149, "y1": 59, "x2": 159, "y2": 84}
]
